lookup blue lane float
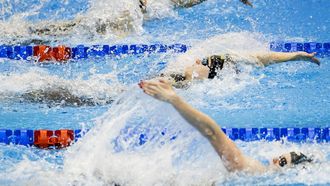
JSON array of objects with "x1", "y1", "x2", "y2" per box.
[
  {"x1": 0, "y1": 127, "x2": 329, "y2": 149},
  {"x1": 270, "y1": 42, "x2": 330, "y2": 57}
]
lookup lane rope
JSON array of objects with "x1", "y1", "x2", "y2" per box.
[
  {"x1": 0, "y1": 42, "x2": 328, "y2": 63},
  {"x1": 270, "y1": 42, "x2": 330, "y2": 57},
  {"x1": 0, "y1": 127, "x2": 328, "y2": 149}
]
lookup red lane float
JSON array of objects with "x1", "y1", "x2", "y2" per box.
[
  {"x1": 34, "y1": 129, "x2": 74, "y2": 149},
  {"x1": 33, "y1": 45, "x2": 52, "y2": 62},
  {"x1": 55, "y1": 129, "x2": 74, "y2": 148},
  {"x1": 33, "y1": 45, "x2": 71, "y2": 62},
  {"x1": 52, "y1": 45, "x2": 71, "y2": 61}
]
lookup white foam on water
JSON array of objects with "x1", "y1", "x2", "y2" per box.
[{"x1": 0, "y1": 0, "x2": 328, "y2": 185}]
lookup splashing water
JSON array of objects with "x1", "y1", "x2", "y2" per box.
[
  {"x1": 0, "y1": 0, "x2": 329, "y2": 185},
  {"x1": 0, "y1": 0, "x2": 180, "y2": 44},
  {"x1": 1, "y1": 86, "x2": 330, "y2": 185}
]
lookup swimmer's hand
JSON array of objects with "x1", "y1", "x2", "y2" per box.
[
  {"x1": 299, "y1": 52, "x2": 320, "y2": 66},
  {"x1": 240, "y1": 0, "x2": 253, "y2": 7},
  {"x1": 139, "y1": 80, "x2": 178, "y2": 103}
]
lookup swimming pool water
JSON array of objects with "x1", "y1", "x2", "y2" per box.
[{"x1": 0, "y1": 0, "x2": 329, "y2": 185}]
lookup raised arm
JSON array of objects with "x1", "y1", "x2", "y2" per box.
[{"x1": 139, "y1": 80, "x2": 250, "y2": 171}]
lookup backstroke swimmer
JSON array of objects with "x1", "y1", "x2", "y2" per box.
[
  {"x1": 162, "y1": 51, "x2": 320, "y2": 88},
  {"x1": 26, "y1": 0, "x2": 253, "y2": 41},
  {"x1": 138, "y1": 79, "x2": 313, "y2": 173},
  {"x1": 19, "y1": 51, "x2": 320, "y2": 106}
]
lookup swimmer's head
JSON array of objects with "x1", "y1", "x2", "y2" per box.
[{"x1": 272, "y1": 152, "x2": 312, "y2": 168}]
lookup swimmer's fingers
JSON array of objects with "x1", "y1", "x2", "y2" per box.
[
  {"x1": 159, "y1": 79, "x2": 172, "y2": 85},
  {"x1": 143, "y1": 86, "x2": 169, "y2": 101},
  {"x1": 140, "y1": 80, "x2": 176, "y2": 102},
  {"x1": 143, "y1": 89, "x2": 156, "y2": 97},
  {"x1": 143, "y1": 84, "x2": 160, "y2": 93},
  {"x1": 159, "y1": 79, "x2": 174, "y2": 90},
  {"x1": 305, "y1": 52, "x2": 321, "y2": 66},
  {"x1": 140, "y1": 81, "x2": 164, "y2": 94},
  {"x1": 310, "y1": 52, "x2": 321, "y2": 65},
  {"x1": 297, "y1": 52, "x2": 321, "y2": 66},
  {"x1": 142, "y1": 80, "x2": 172, "y2": 92},
  {"x1": 141, "y1": 82, "x2": 163, "y2": 93},
  {"x1": 311, "y1": 57, "x2": 321, "y2": 66},
  {"x1": 141, "y1": 80, "x2": 160, "y2": 87},
  {"x1": 139, "y1": 80, "x2": 157, "y2": 90},
  {"x1": 142, "y1": 79, "x2": 171, "y2": 85}
]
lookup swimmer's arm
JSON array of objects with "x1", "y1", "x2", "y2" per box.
[
  {"x1": 139, "y1": 80, "x2": 248, "y2": 171},
  {"x1": 171, "y1": 0, "x2": 206, "y2": 8},
  {"x1": 167, "y1": 92, "x2": 249, "y2": 171},
  {"x1": 171, "y1": 0, "x2": 253, "y2": 8},
  {"x1": 29, "y1": 18, "x2": 81, "y2": 36},
  {"x1": 254, "y1": 52, "x2": 320, "y2": 66}
]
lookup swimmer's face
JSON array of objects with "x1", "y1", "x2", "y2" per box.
[
  {"x1": 272, "y1": 153, "x2": 292, "y2": 168},
  {"x1": 183, "y1": 59, "x2": 210, "y2": 80}
]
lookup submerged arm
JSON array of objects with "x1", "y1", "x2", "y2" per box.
[
  {"x1": 29, "y1": 18, "x2": 81, "y2": 36},
  {"x1": 139, "y1": 80, "x2": 249, "y2": 171},
  {"x1": 171, "y1": 0, "x2": 207, "y2": 8},
  {"x1": 171, "y1": 0, "x2": 253, "y2": 7}
]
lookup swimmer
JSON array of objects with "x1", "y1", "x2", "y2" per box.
[
  {"x1": 162, "y1": 51, "x2": 320, "y2": 88},
  {"x1": 26, "y1": 0, "x2": 252, "y2": 42},
  {"x1": 17, "y1": 51, "x2": 319, "y2": 106},
  {"x1": 20, "y1": 87, "x2": 113, "y2": 107},
  {"x1": 139, "y1": 79, "x2": 313, "y2": 173},
  {"x1": 171, "y1": 0, "x2": 253, "y2": 8},
  {"x1": 28, "y1": 1, "x2": 145, "y2": 38}
]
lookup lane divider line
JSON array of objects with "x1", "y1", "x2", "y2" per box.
[
  {"x1": 0, "y1": 42, "x2": 328, "y2": 63},
  {"x1": 0, "y1": 127, "x2": 328, "y2": 149}
]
